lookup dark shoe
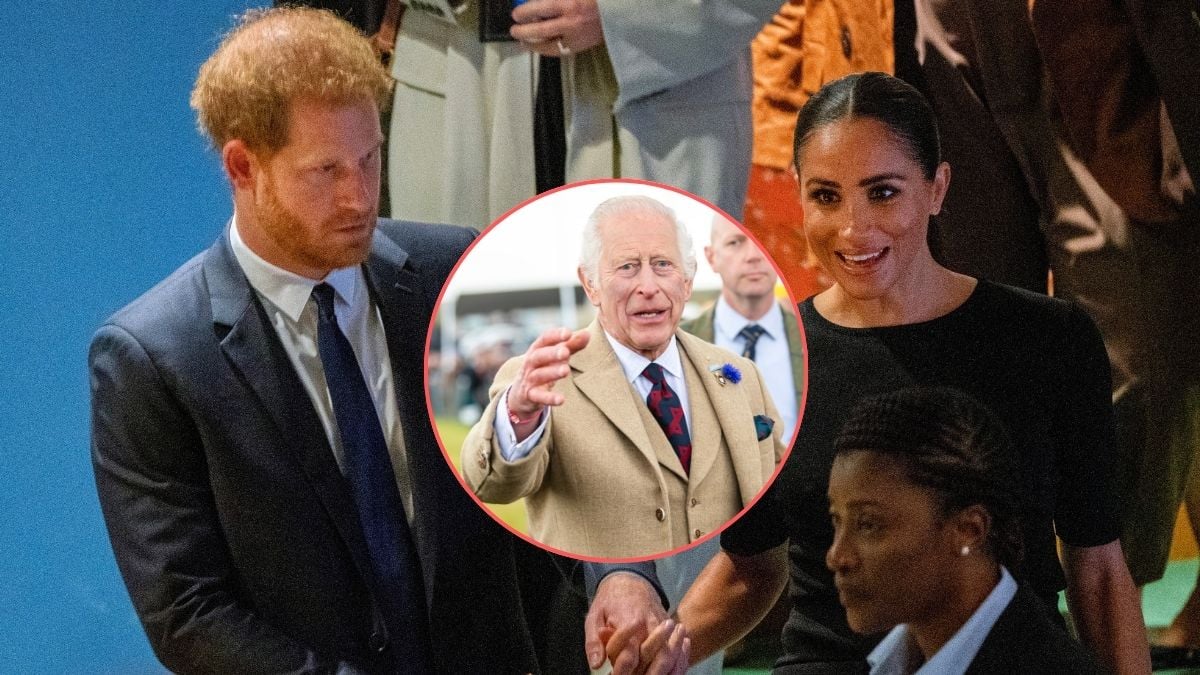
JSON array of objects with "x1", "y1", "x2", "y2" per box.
[{"x1": 1151, "y1": 644, "x2": 1200, "y2": 670}]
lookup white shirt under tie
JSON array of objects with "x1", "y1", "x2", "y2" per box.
[
  {"x1": 711, "y1": 297, "x2": 797, "y2": 442},
  {"x1": 229, "y1": 218, "x2": 414, "y2": 520}
]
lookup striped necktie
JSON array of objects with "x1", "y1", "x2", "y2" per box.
[{"x1": 737, "y1": 323, "x2": 767, "y2": 361}]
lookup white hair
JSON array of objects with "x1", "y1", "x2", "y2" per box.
[{"x1": 579, "y1": 195, "x2": 698, "y2": 285}]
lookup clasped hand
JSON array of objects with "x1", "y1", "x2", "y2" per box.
[{"x1": 586, "y1": 573, "x2": 691, "y2": 675}]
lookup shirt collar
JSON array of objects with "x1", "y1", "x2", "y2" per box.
[
  {"x1": 603, "y1": 330, "x2": 684, "y2": 385},
  {"x1": 229, "y1": 214, "x2": 362, "y2": 321},
  {"x1": 867, "y1": 626, "x2": 920, "y2": 675},
  {"x1": 867, "y1": 567, "x2": 1017, "y2": 674},
  {"x1": 714, "y1": 295, "x2": 784, "y2": 343}
]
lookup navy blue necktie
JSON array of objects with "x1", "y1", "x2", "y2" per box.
[
  {"x1": 737, "y1": 323, "x2": 767, "y2": 361},
  {"x1": 643, "y1": 363, "x2": 692, "y2": 474},
  {"x1": 312, "y1": 283, "x2": 431, "y2": 670}
]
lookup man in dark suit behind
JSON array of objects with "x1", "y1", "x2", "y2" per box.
[{"x1": 89, "y1": 7, "x2": 537, "y2": 673}]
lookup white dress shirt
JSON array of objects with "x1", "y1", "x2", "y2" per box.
[
  {"x1": 229, "y1": 219, "x2": 414, "y2": 520},
  {"x1": 712, "y1": 297, "x2": 797, "y2": 442},
  {"x1": 495, "y1": 331, "x2": 692, "y2": 462},
  {"x1": 867, "y1": 566, "x2": 1018, "y2": 675}
]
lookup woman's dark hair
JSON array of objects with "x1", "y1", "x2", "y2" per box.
[
  {"x1": 833, "y1": 386, "x2": 1024, "y2": 571},
  {"x1": 793, "y1": 72, "x2": 941, "y2": 179}
]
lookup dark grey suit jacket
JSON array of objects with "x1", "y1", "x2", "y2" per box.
[{"x1": 90, "y1": 220, "x2": 539, "y2": 674}]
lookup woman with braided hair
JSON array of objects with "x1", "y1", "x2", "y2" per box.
[{"x1": 827, "y1": 386, "x2": 1102, "y2": 674}]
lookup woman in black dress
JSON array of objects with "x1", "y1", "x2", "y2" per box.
[{"x1": 662, "y1": 73, "x2": 1149, "y2": 674}]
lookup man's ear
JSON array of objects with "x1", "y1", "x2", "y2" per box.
[
  {"x1": 223, "y1": 139, "x2": 260, "y2": 192},
  {"x1": 578, "y1": 266, "x2": 600, "y2": 307}
]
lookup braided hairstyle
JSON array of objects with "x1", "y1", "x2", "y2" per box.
[{"x1": 834, "y1": 386, "x2": 1025, "y2": 570}]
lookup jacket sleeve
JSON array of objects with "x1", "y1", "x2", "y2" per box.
[
  {"x1": 460, "y1": 355, "x2": 555, "y2": 502},
  {"x1": 597, "y1": 0, "x2": 782, "y2": 107},
  {"x1": 89, "y1": 324, "x2": 346, "y2": 674},
  {"x1": 583, "y1": 562, "x2": 670, "y2": 609}
]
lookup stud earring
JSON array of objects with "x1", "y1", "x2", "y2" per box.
[{"x1": 960, "y1": 545, "x2": 970, "y2": 557}]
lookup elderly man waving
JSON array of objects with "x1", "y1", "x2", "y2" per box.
[{"x1": 463, "y1": 195, "x2": 784, "y2": 559}]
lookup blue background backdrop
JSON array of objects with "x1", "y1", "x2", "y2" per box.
[{"x1": 1, "y1": 2, "x2": 265, "y2": 670}]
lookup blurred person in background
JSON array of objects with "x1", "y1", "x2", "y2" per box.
[{"x1": 509, "y1": 0, "x2": 783, "y2": 218}]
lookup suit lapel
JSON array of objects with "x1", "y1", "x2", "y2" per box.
[
  {"x1": 571, "y1": 321, "x2": 665, "y2": 476},
  {"x1": 685, "y1": 304, "x2": 716, "y2": 342},
  {"x1": 362, "y1": 229, "x2": 441, "y2": 591},
  {"x1": 678, "y1": 331, "x2": 763, "y2": 503},
  {"x1": 679, "y1": 344, "x2": 718, "y2": 485},
  {"x1": 203, "y1": 231, "x2": 380, "y2": 592}
]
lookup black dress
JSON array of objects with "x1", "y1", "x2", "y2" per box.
[{"x1": 724, "y1": 280, "x2": 1120, "y2": 671}]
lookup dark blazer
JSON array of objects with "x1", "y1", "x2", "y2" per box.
[
  {"x1": 966, "y1": 585, "x2": 1105, "y2": 674},
  {"x1": 90, "y1": 220, "x2": 539, "y2": 674}
]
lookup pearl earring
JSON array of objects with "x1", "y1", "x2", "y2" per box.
[{"x1": 960, "y1": 545, "x2": 970, "y2": 557}]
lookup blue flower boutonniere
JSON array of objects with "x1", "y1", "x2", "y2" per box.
[{"x1": 709, "y1": 363, "x2": 742, "y2": 386}]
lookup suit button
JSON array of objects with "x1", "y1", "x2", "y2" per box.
[
  {"x1": 655, "y1": 508, "x2": 666, "y2": 522},
  {"x1": 694, "y1": 529, "x2": 703, "y2": 538},
  {"x1": 690, "y1": 498, "x2": 698, "y2": 507},
  {"x1": 841, "y1": 26, "x2": 852, "y2": 59},
  {"x1": 369, "y1": 631, "x2": 389, "y2": 653}
]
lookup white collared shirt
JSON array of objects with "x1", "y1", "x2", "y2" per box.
[
  {"x1": 867, "y1": 567, "x2": 1018, "y2": 675},
  {"x1": 495, "y1": 331, "x2": 691, "y2": 461},
  {"x1": 229, "y1": 218, "x2": 414, "y2": 520},
  {"x1": 711, "y1": 297, "x2": 797, "y2": 442}
]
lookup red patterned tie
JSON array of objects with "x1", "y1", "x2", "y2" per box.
[{"x1": 642, "y1": 363, "x2": 692, "y2": 474}]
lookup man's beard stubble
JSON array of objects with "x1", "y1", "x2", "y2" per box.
[{"x1": 258, "y1": 174, "x2": 377, "y2": 275}]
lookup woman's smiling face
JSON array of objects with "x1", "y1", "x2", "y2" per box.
[{"x1": 797, "y1": 116, "x2": 949, "y2": 306}]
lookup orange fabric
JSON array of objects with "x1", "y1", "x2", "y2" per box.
[
  {"x1": 1172, "y1": 506, "x2": 1198, "y2": 561},
  {"x1": 749, "y1": 0, "x2": 894, "y2": 170},
  {"x1": 744, "y1": 165, "x2": 829, "y2": 302},
  {"x1": 743, "y1": 0, "x2": 893, "y2": 301}
]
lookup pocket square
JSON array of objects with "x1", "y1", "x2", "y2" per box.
[{"x1": 754, "y1": 414, "x2": 775, "y2": 441}]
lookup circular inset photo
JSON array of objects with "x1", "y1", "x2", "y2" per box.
[{"x1": 427, "y1": 179, "x2": 805, "y2": 560}]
